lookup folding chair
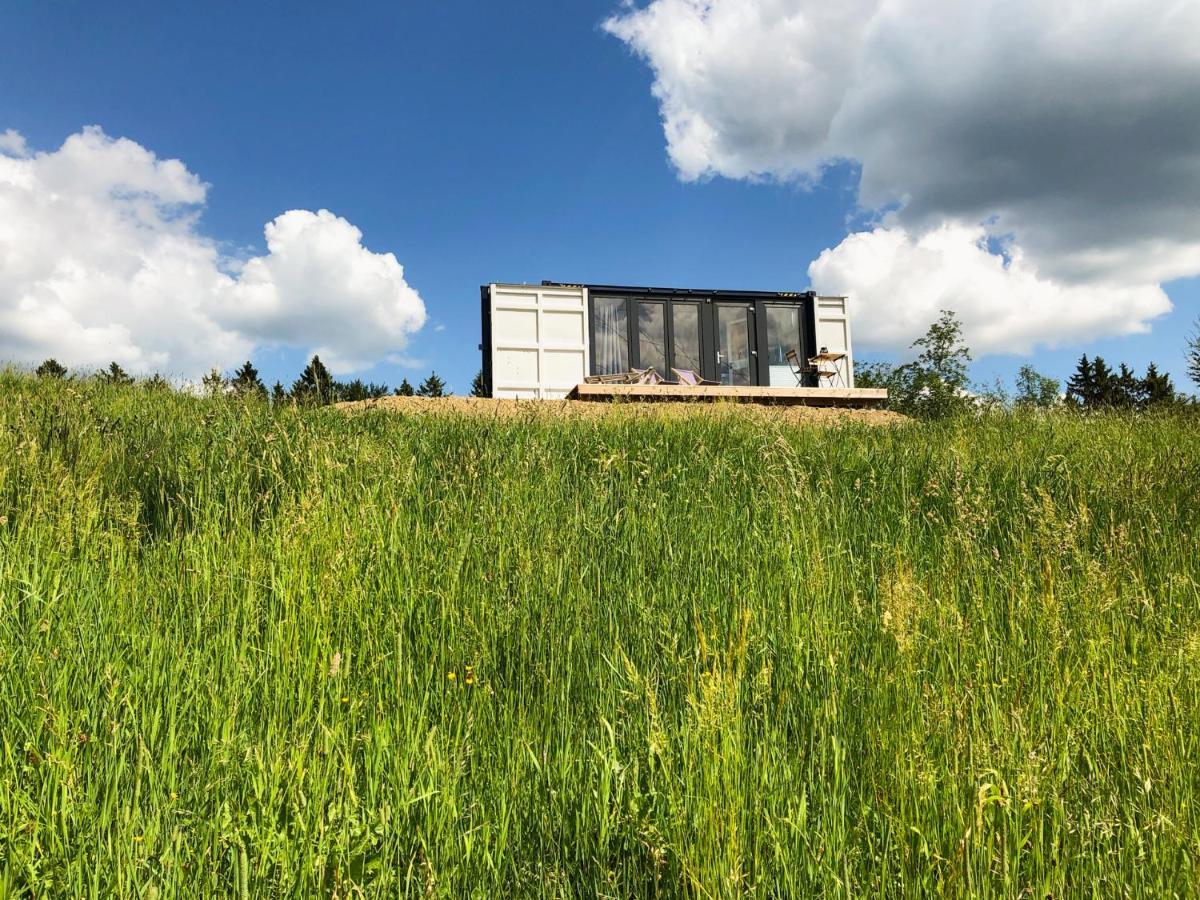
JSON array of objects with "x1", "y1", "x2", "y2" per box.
[
  {"x1": 671, "y1": 368, "x2": 717, "y2": 386},
  {"x1": 784, "y1": 349, "x2": 816, "y2": 386}
]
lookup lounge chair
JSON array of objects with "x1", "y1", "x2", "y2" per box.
[{"x1": 670, "y1": 368, "x2": 717, "y2": 386}]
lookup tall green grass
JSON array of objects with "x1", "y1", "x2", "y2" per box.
[{"x1": 1, "y1": 372, "x2": 1198, "y2": 897}]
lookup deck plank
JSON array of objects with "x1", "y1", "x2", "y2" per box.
[{"x1": 568, "y1": 383, "x2": 888, "y2": 407}]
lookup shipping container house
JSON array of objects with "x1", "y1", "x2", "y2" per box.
[{"x1": 480, "y1": 281, "x2": 855, "y2": 401}]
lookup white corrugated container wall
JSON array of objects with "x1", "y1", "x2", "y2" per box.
[
  {"x1": 489, "y1": 284, "x2": 589, "y2": 399},
  {"x1": 813, "y1": 295, "x2": 855, "y2": 388}
]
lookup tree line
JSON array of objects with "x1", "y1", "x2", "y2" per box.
[
  {"x1": 855, "y1": 311, "x2": 1200, "y2": 419},
  {"x1": 31, "y1": 354, "x2": 491, "y2": 405},
  {"x1": 29, "y1": 316, "x2": 1200, "y2": 417}
]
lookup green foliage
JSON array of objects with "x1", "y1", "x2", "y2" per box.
[
  {"x1": 201, "y1": 366, "x2": 227, "y2": 398},
  {"x1": 1186, "y1": 319, "x2": 1200, "y2": 389},
  {"x1": 270, "y1": 381, "x2": 287, "y2": 405},
  {"x1": 859, "y1": 311, "x2": 973, "y2": 419},
  {"x1": 470, "y1": 369, "x2": 488, "y2": 398},
  {"x1": 1014, "y1": 364, "x2": 1060, "y2": 408},
  {"x1": 230, "y1": 361, "x2": 267, "y2": 399},
  {"x1": 416, "y1": 371, "x2": 447, "y2": 397},
  {"x1": 94, "y1": 360, "x2": 134, "y2": 386},
  {"x1": 394, "y1": 378, "x2": 415, "y2": 397},
  {"x1": 291, "y1": 355, "x2": 335, "y2": 405},
  {"x1": 3, "y1": 373, "x2": 1199, "y2": 895},
  {"x1": 35, "y1": 358, "x2": 68, "y2": 379},
  {"x1": 1068, "y1": 354, "x2": 1176, "y2": 410},
  {"x1": 140, "y1": 374, "x2": 172, "y2": 393},
  {"x1": 337, "y1": 379, "x2": 391, "y2": 402},
  {"x1": 1141, "y1": 362, "x2": 1176, "y2": 407}
]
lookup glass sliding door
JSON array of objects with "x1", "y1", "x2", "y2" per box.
[
  {"x1": 715, "y1": 304, "x2": 753, "y2": 385},
  {"x1": 670, "y1": 302, "x2": 703, "y2": 378},
  {"x1": 593, "y1": 296, "x2": 628, "y2": 375},
  {"x1": 764, "y1": 305, "x2": 802, "y2": 386},
  {"x1": 636, "y1": 300, "x2": 667, "y2": 379}
]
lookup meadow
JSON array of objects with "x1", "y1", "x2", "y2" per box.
[{"x1": 1, "y1": 372, "x2": 1198, "y2": 897}]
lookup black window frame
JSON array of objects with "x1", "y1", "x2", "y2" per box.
[{"x1": 582, "y1": 286, "x2": 816, "y2": 386}]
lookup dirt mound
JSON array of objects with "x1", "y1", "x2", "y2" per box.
[{"x1": 336, "y1": 395, "x2": 906, "y2": 426}]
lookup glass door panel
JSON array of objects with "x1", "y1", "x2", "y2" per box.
[
  {"x1": 636, "y1": 301, "x2": 667, "y2": 378},
  {"x1": 716, "y1": 304, "x2": 753, "y2": 385},
  {"x1": 593, "y1": 296, "x2": 628, "y2": 375},
  {"x1": 764, "y1": 305, "x2": 802, "y2": 386},
  {"x1": 670, "y1": 303, "x2": 703, "y2": 378}
]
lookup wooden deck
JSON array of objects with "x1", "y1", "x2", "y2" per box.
[{"x1": 568, "y1": 383, "x2": 888, "y2": 407}]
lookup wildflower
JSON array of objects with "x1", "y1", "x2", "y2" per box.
[
  {"x1": 465, "y1": 666, "x2": 475, "y2": 685},
  {"x1": 447, "y1": 670, "x2": 456, "y2": 681},
  {"x1": 341, "y1": 696, "x2": 349, "y2": 703}
]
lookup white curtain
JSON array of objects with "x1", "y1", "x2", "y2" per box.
[{"x1": 594, "y1": 298, "x2": 628, "y2": 374}]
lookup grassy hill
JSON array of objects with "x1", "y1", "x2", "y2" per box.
[{"x1": 2, "y1": 372, "x2": 1198, "y2": 897}]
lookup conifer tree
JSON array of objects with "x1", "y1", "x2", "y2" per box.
[
  {"x1": 417, "y1": 371, "x2": 447, "y2": 398},
  {"x1": 230, "y1": 361, "x2": 267, "y2": 399},
  {"x1": 1187, "y1": 319, "x2": 1200, "y2": 389},
  {"x1": 395, "y1": 378, "x2": 415, "y2": 397},
  {"x1": 1090, "y1": 356, "x2": 1116, "y2": 407},
  {"x1": 141, "y1": 374, "x2": 172, "y2": 392},
  {"x1": 95, "y1": 361, "x2": 134, "y2": 386},
  {"x1": 470, "y1": 370, "x2": 488, "y2": 398},
  {"x1": 271, "y1": 381, "x2": 288, "y2": 404},
  {"x1": 1115, "y1": 363, "x2": 1140, "y2": 409},
  {"x1": 201, "y1": 367, "x2": 227, "y2": 398},
  {"x1": 1140, "y1": 363, "x2": 1175, "y2": 407},
  {"x1": 1066, "y1": 354, "x2": 1095, "y2": 407},
  {"x1": 291, "y1": 355, "x2": 335, "y2": 405},
  {"x1": 35, "y1": 358, "x2": 68, "y2": 379}
]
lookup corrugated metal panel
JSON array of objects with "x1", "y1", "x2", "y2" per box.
[
  {"x1": 813, "y1": 296, "x2": 855, "y2": 388},
  {"x1": 489, "y1": 284, "x2": 588, "y2": 399}
]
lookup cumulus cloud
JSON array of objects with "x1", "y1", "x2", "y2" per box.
[
  {"x1": 605, "y1": 0, "x2": 1200, "y2": 352},
  {"x1": 809, "y1": 223, "x2": 1171, "y2": 354},
  {"x1": 0, "y1": 126, "x2": 425, "y2": 375}
]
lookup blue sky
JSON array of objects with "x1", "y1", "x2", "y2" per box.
[{"x1": 2, "y1": 0, "x2": 1198, "y2": 394}]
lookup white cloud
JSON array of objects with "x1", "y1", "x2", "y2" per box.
[
  {"x1": 809, "y1": 222, "x2": 1171, "y2": 354},
  {"x1": 0, "y1": 126, "x2": 426, "y2": 376},
  {"x1": 605, "y1": 0, "x2": 1200, "y2": 353}
]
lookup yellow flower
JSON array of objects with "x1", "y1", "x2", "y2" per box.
[
  {"x1": 341, "y1": 696, "x2": 349, "y2": 703},
  {"x1": 447, "y1": 671, "x2": 456, "y2": 681},
  {"x1": 465, "y1": 666, "x2": 475, "y2": 685}
]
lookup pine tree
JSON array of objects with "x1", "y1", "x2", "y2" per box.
[
  {"x1": 230, "y1": 361, "x2": 266, "y2": 399},
  {"x1": 1066, "y1": 355, "x2": 1095, "y2": 407},
  {"x1": 35, "y1": 358, "x2": 68, "y2": 379},
  {"x1": 395, "y1": 378, "x2": 415, "y2": 397},
  {"x1": 271, "y1": 381, "x2": 288, "y2": 404},
  {"x1": 470, "y1": 370, "x2": 488, "y2": 398},
  {"x1": 1091, "y1": 356, "x2": 1116, "y2": 407},
  {"x1": 416, "y1": 371, "x2": 447, "y2": 398},
  {"x1": 1115, "y1": 363, "x2": 1140, "y2": 409},
  {"x1": 1187, "y1": 319, "x2": 1200, "y2": 389},
  {"x1": 95, "y1": 361, "x2": 134, "y2": 386},
  {"x1": 201, "y1": 367, "x2": 227, "y2": 398},
  {"x1": 141, "y1": 374, "x2": 172, "y2": 392},
  {"x1": 291, "y1": 355, "x2": 335, "y2": 405},
  {"x1": 1140, "y1": 363, "x2": 1175, "y2": 408}
]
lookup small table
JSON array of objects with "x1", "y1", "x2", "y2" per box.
[{"x1": 808, "y1": 352, "x2": 847, "y2": 387}]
